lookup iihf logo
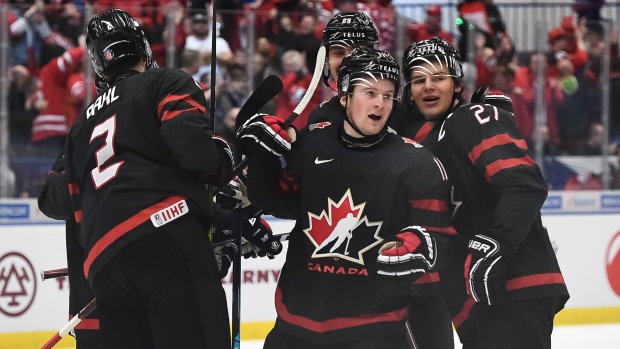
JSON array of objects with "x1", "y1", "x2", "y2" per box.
[
  {"x1": 154, "y1": 214, "x2": 163, "y2": 226},
  {"x1": 103, "y1": 49, "x2": 114, "y2": 61}
]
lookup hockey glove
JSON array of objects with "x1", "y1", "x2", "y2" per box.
[
  {"x1": 465, "y1": 234, "x2": 508, "y2": 305},
  {"x1": 213, "y1": 173, "x2": 250, "y2": 210},
  {"x1": 470, "y1": 86, "x2": 514, "y2": 114},
  {"x1": 240, "y1": 216, "x2": 283, "y2": 259},
  {"x1": 376, "y1": 226, "x2": 437, "y2": 282},
  {"x1": 236, "y1": 113, "x2": 292, "y2": 157},
  {"x1": 213, "y1": 241, "x2": 237, "y2": 279}
]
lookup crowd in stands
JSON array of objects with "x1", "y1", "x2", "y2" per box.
[{"x1": 4, "y1": 0, "x2": 620, "y2": 196}]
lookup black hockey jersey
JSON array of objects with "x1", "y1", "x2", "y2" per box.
[
  {"x1": 408, "y1": 103, "x2": 569, "y2": 335},
  {"x1": 247, "y1": 121, "x2": 455, "y2": 343},
  {"x1": 65, "y1": 68, "x2": 221, "y2": 284}
]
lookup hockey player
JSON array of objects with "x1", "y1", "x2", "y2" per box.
[
  {"x1": 238, "y1": 46, "x2": 455, "y2": 349},
  {"x1": 306, "y1": 13, "x2": 455, "y2": 349},
  {"x1": 401, "y1": 37, "x2": 569, "y2": 349},
  {"x1": 306, "y1": 11, "x2": 378, "y2": 126},
  {"x1": 62, "y1": 9, "x2": 234, "y2": 348}
]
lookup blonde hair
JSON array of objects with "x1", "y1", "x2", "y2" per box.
[{"x1": 281, "y1": 50, "x2": 305, "y2": 72}]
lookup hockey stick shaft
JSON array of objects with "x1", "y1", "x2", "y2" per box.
[
  {"x1": 40, "y1": 268, "x2": 68, "y2": 281},
  {"x1": 40, "y1": 298, "x2": 97, "y2": 349},
  {"x1": 405, "y1": 319, "x2": 420, "y2": 349}
]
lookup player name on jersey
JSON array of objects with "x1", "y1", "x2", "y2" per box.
[
  {"x1": 86, "y1": 86, "x2": 119, "y2": 119},
  {"x1": 150, "y1": 199, "x2": 189, "y2": 227}
]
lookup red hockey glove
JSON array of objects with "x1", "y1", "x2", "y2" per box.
[
  {"x1": 465, "y1": 234, "x2": 508, "y2": 305},
  {"x1": 237, "y1": 113, "x2": 292, "y2": 157},
  {"x1": 241, "y1": 216, "x2": 283, "y2": 259},
  {"x1": 376, "y1": 226, "x2": 438, "y2": 282}
]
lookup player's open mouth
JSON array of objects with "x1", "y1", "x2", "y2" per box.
[
  {"x1": 423, "y1": 96, "x2": 439, "y2": 102},
  {"x1": 368, "y1": 114, "x2": 381, "y2": 121}
]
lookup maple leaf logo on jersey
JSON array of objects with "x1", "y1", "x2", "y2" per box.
[{"x1": 304, "y1": 189, "x2": 383, "y2": 265}]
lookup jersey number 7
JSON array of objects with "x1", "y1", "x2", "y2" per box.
[{"x1": 90, "y1": 115, "x2": 124, "y2": 189}]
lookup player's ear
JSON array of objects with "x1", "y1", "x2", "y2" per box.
[
  {"x1": 455, "y1": 83, "x2": 463, "y2": 94},
  {"x1": 340, "y1": 95, "x2": 347, "y2": 108}
]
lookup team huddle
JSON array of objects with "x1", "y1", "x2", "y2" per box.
[{"x1": 38, "y1": 8, "x2": 569, "y2": 349}]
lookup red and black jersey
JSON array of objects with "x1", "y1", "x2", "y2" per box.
[
  {"x1": 65, "y1": 67, "x2": 221, "y2": 284},
  {"x1": 408, "y1": 104, "x2": 569, "y2": 335},
  {"x1": 247, "y1": 121, "x2": 455, "y2": 344}
]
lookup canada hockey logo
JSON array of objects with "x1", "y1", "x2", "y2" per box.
[{"x1": 304, "y1": 189, "x2": 383, "y2": 265}]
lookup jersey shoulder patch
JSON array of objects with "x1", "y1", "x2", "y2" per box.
[{"x1": 308, "y1": 121, "x2": 333, "y2": 131}]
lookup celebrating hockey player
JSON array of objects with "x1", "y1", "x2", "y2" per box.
[
  {"x1": 238, "y1": 46, "x2": 455, "y2": 349},
  {"x1": 401, "y1": 37, "x2": 569, "y2": 349},
  {"x1": 61, "y1": 9, "x2": 234, "y2": 348}
]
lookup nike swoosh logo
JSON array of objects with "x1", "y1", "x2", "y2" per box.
[{"x1": 314, "y1": 157, "x2": 334, "y2": 165}]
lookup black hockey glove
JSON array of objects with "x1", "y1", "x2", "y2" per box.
[
  {"x1": 470, "y1": 86, "x2": 514, "y2": 114},
  {"x1": 213, "y1": 172, "x2": 250, "y2": 210},
  {"x1": 376, "y1": 226, "x2": 437, "y2": 283},
  {"x1": 213, "y1": 241, "x2": 237, "y2": 279},
  {"x1": 240, "y1": 215, "x2": 283, "y2": 259},
  {"x1": 465, "y1": 234, "x2": 508, "y2": 305},
  {"x1": 236, "y1": 113, "x2": 292, "y2": 157}
]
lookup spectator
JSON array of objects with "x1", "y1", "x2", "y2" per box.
[
  {"x1": 179, "y1": 49, "x2": 201, "y2": 76},
  {"x1": 8, "y1": 65, "x2": 41, "y2": 157},
  {"x1": 295, "y1": 14, "x2": 321, "y2": 73},
  {"x1": 184, "y1": 12, "x2": 232, "y2": 60},
  {"x1": 610, "y1": 56, "x2": 620, "y2": 141},
  {"x1": 405, "y1": 5, "x2": 453, "y2": 46},
  {"x1": 214, "y1": 106, "x2": 239, "y2": 144},
  {"x1": 218, "y1": 65, "x2": 248, "y2": 119},
  {"x1": 8, "y1": 0, "x2": 52, "y2": 71},
  {"x1": 30, "y1": 46, "x2": 86, "y2": 157},
  {"x1": 358, "y1": 0, "x2": 395, "y2": 53},
  {"x1": 546, "y1": 21, "x2": 589, "y2": 79},
  {"x1": 276, "y1": 50, "x2": 319, "y2": 129},
  {"x1": 573, "y1": 0, "x2": 605, "y2": 21},
  {"x1": 265, "y1": 10, "x2": 298, "y2": 53},
  {"x1": 575, "y1": 122, "x2": 604, "y2": 155}
]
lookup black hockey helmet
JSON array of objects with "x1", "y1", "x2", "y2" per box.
[
  {"x1": 86, "y1": 9, "x2": 158, "y2": 78},
  {"x1": 337, "y1": 46, "x2": 401, "y2": 99},
  {"x1": 321, "y1": 12, "x2": 378, "y2": 87},
  {"x1": 402, "y1": 37, "x2": 463, "y2": 85}
]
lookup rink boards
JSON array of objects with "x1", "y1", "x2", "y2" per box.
[{"x1": 1, "y1": 191, "x2": 620, "y2": 347}]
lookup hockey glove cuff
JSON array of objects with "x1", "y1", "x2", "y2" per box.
[
  {"x1": 237, "y1": 113, "x2": 292, "y2": 157},
  {"x1": 465, "y1": 234, "x2": 510, "y2": 305},
  {"x1": 376, "y1": 226, "x2": 437, "y2": 283}
]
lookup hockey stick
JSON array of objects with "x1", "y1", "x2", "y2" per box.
[
  {"x1": 40, "y1": 268, "x2": 69, "y2": 281},
  {"x1": 40, "y1": 298, "x2": 97, "y2": 349},
  {"x1": 405, "y1": 320, "x2": 420, "y2": 349}
]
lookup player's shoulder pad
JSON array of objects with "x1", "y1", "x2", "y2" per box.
[{"x1": 446, "y1": 103, "x2": 510, "y2": 128}]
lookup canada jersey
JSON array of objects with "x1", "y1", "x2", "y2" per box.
[
  {"x1": 414, "y1": 104, "x2": 569, "y2": 334},
  {"x1": 66, "y1": 68, "x2": 214, "y2": 284},
  {"x1": 249, "y1": 122, "x2": 454, "y2": 343}
]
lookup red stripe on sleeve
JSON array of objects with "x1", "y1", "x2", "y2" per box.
[
  {"x1": 408, "y1": 199, "x2": 448, "y2": 212},
  {"x1": 506, "y1": 273, "x2": 565, "y2": 291},
  {"x1": 413, "y1": 122, "x2": 433, "y2": 143},
  {"x1": 468, "y1": 134, "x2": 528, "y2": 164},
  {"x1": 275, "y1": 287, "x2": 407, "y2": 333},
  {"x1": 74, "y1": 211, "x2": 82, "y2": 223},
  {"x1": 68, "y1": 183, "x2": 79, "y2": 195},
  {"x1": 83, "y1": 195, "x2": 187, "y2": 279},
  {"x1": 413, "y1": 272, "x2": 440, "y2": 284},
  {"x1": 157, "y1": 94, "x2": 206, "y2": 121},
  {"x1": 485, "y1": 156, "x2": 536, "y2": 181},
  {"x1": 424, "y1": 225, "x2": 457, "y2": 235}
]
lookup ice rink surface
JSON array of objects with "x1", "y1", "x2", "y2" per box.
[{"x1": 238, "y1": 323, "x2": 620, "y2": 349}]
